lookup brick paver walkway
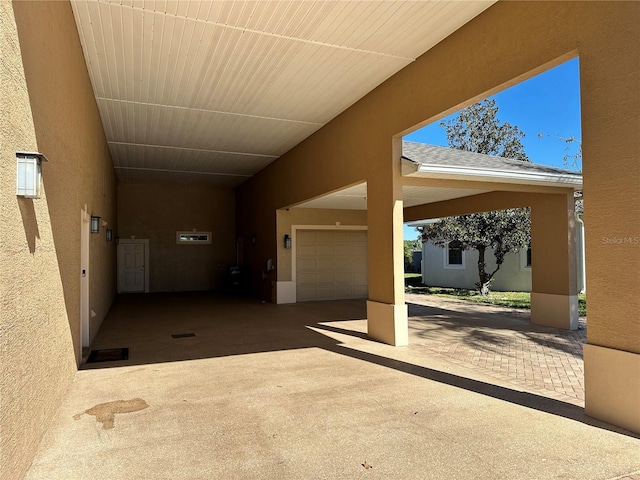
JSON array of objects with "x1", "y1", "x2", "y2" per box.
[{"x1": 406, "y1": 294, "x2": 587, "y2": 406}]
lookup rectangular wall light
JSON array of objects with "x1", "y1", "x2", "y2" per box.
[
  {"x1": 16, "y1": 152, "x2": 48, "y2": 199},
  {"x1": 90, "y1": 216, "x2": 101, "y2": 234}
]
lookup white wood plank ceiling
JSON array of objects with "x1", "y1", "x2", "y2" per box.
[
  {"x1": 293, "y1": 183, "x2": 490, "y2": 210},
  {"x1": 71, "y1": 0, "x2": 494, "y2": 187}
]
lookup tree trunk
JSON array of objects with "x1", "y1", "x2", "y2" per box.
[{"x1": 475, "y1": 246, "x2": 501, "y2": 296}]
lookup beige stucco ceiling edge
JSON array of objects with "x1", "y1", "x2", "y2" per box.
[{"x1": 401, "y1": 159, "x2": 582, "y2": 189}]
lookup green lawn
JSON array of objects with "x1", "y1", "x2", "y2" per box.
[{"x1": 405, "y1": 274, "x2": 586, "y2": 316}]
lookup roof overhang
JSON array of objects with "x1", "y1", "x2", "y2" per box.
[{"x1": 402, "y1": 158, "x2": 583, "y2": 189}]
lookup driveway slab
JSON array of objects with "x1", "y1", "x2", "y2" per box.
[{"x1": 25, "y1": 293, "x2": 640, "y2": 479}]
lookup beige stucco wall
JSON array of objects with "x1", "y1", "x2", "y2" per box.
[
  {"x1": 0, "y1": 2, "x2": 117, "y2": 479},
  {"x1": 118, "y1": 184, "x2": 236, "y2": 292}
]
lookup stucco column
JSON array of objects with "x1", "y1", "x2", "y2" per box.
[
  {"x1": 366, "y1": 139, "x2": 408, "y2": 346},
  {"x1": 530, "y1": 192, "x2": 578, "y2": 330},
  {"x1": 580, "y1": 17, "x2": 640, "y2": 433}
]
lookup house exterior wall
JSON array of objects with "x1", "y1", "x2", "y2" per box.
[
  {"x1": 420, "y1": 218, "x2": 585, "y2": 293},
  {"x1": 422, "y1": 243, "x2": 532, "y2": 292},
  {"x1": 0, "y1": 2, "x2": 117, "y2": 479},
  {"x1": 117, "y1": 184, "x2": 236, "y2": 292}
]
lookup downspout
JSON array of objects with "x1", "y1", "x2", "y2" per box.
[{"x1": 576, "y1": 214, "x2": 586, "y2": 294}]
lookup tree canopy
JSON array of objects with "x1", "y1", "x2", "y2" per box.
[
  {"x1": 441, "y1": 98, "x2": 530, "y2": 162},
  {"x1": 420, "y1": 99, "x2": 531, "y2": 295}
]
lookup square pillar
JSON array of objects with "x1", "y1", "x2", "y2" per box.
[
  {"x1": 530, "y1": 192, "x2": 579, "y2": 330},
  {"x1": 580, "y1": 17, "x2": 640, "y2": 434},
  {"x1": 366, "y1": 138, "x2": 408, "y2": 346}
]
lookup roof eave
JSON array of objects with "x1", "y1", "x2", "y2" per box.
[{"x1": 405, "y1": 163, "x2": 582, "y2": 189}]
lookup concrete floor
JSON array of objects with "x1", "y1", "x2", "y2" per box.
[{"x1": 26, "y1": 293, "x2": 640, "y2": 479}]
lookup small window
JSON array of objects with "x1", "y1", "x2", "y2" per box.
[
  {"x1": 176, "y1": 231, "x2": 211, "y2": 244},
  {"x1": 520, "y1": 246, "x2": 532, "y2": 270},
  {"x1": 444, "y1": 240, "x2": 465, "y2": 269}
]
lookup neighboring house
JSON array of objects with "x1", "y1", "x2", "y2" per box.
[
  {"x1": 402, "y1": 145, "x2": 587, "y2": 293},
  {"x1": 418, "y1": 218, "x2": 586, "y2": 293}
]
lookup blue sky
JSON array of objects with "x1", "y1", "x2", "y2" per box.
[{"x1": 403, "y1": 57, "x2": 581, "y2": 240}]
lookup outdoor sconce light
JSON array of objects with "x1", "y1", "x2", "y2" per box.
[
  {"x1": 16, "y1": 152, "x2": 48, "y2": 199},
  {"x1": 284, "y1": 234, "x2": 291, "y2": 249},
  {"x1": 90, "y1": 216, "x2": 101, "y2": 234},
  {"x1": 106, "y1": 229, "x2": 113, "y2": 242}
]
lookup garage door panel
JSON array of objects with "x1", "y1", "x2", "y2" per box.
[
  {"x1": 316, "y1": 231, "x2": 335, "y2": 242},
  {"x1": 334, "y1": 272, "x2": 351, "y2": 285},
  {"x1": 296, "y1": 229, "x2": 368, "y2": 302},
  {"x1": 317, "y1": 286, "x2": 335, "y2": 298},
  {"x1": 353, "y1": 285, "x2": 368, "y2": 297},
  {"x1": 334, "y1": 285, "x2": 354, "y2": 298},
  {"x1": 316, "y1": 244, "x2": 334, "y2": 256},
  {"x1": 297, "y1": 287, "x2": 318, "y2": 302},
  {"x1": 317, "y1": 272, "x2": 334, "y2": 284},
  {"x1": 351, "y1": 242, "x2": 367, "y2": 255},
  {"x1": 297, "y1": 245, "x2": 318, "y2": 256},
  {"x1": 334, "y1": 231, "x2": 353, "y2": 242},
  {"x1": 298, "y1": 231, "x2": 317, "y2": 242},
  {"x1": 298, "y1": 272, "x2": 318, "y2": 286},
  {"x1": 352, "y1": 272, "x2": 368, "y2": 284},
  {"x1": 317, "y1": 259, "x2": 334, "y2": 272},
  {"x1": 351, "y1": 257, "x2": 368, "y2": 271},
  {"x1": 297, "y1": 259, "x2": 318, "y2": 272}
]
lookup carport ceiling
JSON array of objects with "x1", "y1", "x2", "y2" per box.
[
  {"x1": 71, "y1": 0, "x2": 495, "y2": 187},
  {"x1": 292, "y1": 183, "x2": 490, "y2": 210}
]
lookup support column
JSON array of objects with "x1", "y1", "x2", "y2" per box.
[
  {"x1": 366, "y1": 138, "x2": 408, "y2": 346},
  {"x1": 530, "y1": 192, "x2": 578, "y2": 330},
  {"x1": 580, "y1": 16, "x2": 640, "y2": 433}
]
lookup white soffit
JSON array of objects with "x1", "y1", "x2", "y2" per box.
[
  {"x1": 293, "y1": 183, "x2": 490, "y2": 210},
  {"x1": 71, "y1": 0, "x2": 495, "y2": 186}
]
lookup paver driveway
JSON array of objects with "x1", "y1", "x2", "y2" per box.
[{"x1": 405, "y1": 294, "x2": 586, "y2": 406}]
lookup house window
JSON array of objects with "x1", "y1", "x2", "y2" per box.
[
  {"x1": 520, "y1": 246, "x2": 532, "y2": 270},
  {"x1": 444, "y1": 240, "x2": 465, "y2": 269},
  {"x1": 176, "y1": 231, "x2": 211, "y2": 244}
]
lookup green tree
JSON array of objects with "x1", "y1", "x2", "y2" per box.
[
  {"x1": 419, "y1": 209, "x2": 530, "y2": 295},
  {"x1": 442, "y1": 99, "x2": 530, "y2": 162},
  {"x1": 404, "y1": 239, "x2": 422, "y2": 272},
  {"x1": 420, "y1": 99, "x2": 531, "y2": 295}
]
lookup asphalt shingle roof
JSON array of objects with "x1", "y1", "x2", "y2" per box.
[{"x1": 402, "y1": 141, "x2": 582, "y2": 178}]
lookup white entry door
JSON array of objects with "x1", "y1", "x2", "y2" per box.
[{"x1": 118, "y1": 242, "x2": 146, "y2": 293}]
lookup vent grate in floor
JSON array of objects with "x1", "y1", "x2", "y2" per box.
[
  {"x1": 171, "y1": 333, "x2": 196, "y2": 339},
  {"x1": 86, "y1": 348, "x2": 129, "y2": 363}
]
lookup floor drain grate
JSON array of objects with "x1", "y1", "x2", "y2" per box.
[
  {"x1": 86, "y1": 348, "x2": 129, "y2": 363},
  {"x1": 171, "y1": 333, "x2": 196, "y2": 339}
]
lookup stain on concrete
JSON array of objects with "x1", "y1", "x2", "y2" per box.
[{"x1": 73, "y1": 398, "x2": 149, "y2": 430}]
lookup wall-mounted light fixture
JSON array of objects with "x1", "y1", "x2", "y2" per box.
[
  {"x1": 90, "y1": 216, "x2": 101, "y2": 234},
  {"x1": 284, "y1": 234, "x2": 291, "y2": 249},
  {"x1": 106, "y1": 229, "x2": 113, "y2": 242},
  {"x1": 16, "y1": 152, "x2": 48, "y2": 199}
]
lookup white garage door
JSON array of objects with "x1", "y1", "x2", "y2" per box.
[{"x1": 296, "y1": 230, "x2": 368, "y2": 302}]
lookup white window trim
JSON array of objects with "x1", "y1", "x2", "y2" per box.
[
  {"x1": 520, "y1": 247, "x2": 532, "y2": 271},
  {"x1": 176, "y1": 231, "x2": 211, "y2": 244},
  {"x1": 443, "y1": 241, "x2": 465, "y2": 269}
]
